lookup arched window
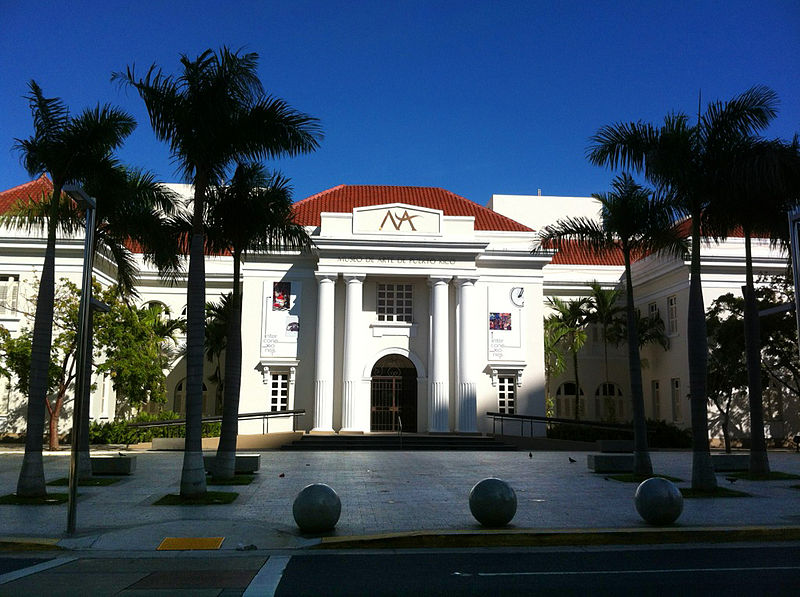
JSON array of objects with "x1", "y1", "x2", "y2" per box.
[
  {"x1": 173, "y1": 380, "x2": 208, "y2": 415},
  {"x1": 595, "y1": 382, "x2": 624, "y2": 421},
  {"x1": 556, "y1": 382, "x2": 584, "y2": 418},
  {"x1": 143, "y1": 301, "x2": 170, "y2": 316}
]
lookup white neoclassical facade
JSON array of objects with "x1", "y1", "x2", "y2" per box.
[
  {"x1": 233, "y1": 185, "x2": 549, "y2": 435},
  {"x1": 0, "y1": 177, "x2": 795, "y2": 444}
]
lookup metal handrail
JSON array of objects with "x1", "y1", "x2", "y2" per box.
[
  {"x1": 128, "y1": 409, "x2": 305, "y2": 429},
  {"x1": 486, "y1": 411, "x2": 640, "y2": 437}
]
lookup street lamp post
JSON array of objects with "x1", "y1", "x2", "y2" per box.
[{"x1": 64, "y1": 186, "x2": 96, "y2": 536}]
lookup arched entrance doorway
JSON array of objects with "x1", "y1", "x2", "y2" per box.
[{"x1": 370, "y1": 354, "x2": 417, "y2": 432}]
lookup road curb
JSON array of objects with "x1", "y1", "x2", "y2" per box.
[
  {"x1": 0, "y1": 537, "x2": 63, "y2": 551},
  {"x1": 314, "y1": 525, "x2": 800, "y2": 549}
]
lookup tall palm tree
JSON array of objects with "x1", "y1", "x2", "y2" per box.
[
  {"x1": 710, "y1": 135, "x2": 800, "y2": 474},
  {"x1": 205, "y1": 164, "x2": 310, "y2": 479},
  {"x1": 587, "y1": 86, "x2": 778, "y2": 489},
  {"x1": 7, "y1": 166, "x2": 180, "y2": 479},
  {"x1": 546, "y1": 297, "x2": 590, "y2": 421},
  {"x1": 541, "y1": 174, "x2": 686, "y2": 476},
  {"x1": 114, "y1": 47, "x2": 322, "y2": 497},
  {"x1": 10, "y1": 82, "x2": 135, "y2": 497},
  {"x1": 204, "y1": 294, "x2": 232, "y2": 416},
  {"x1": 586, "y1": 281, "x2": 624, "y2": 417}
]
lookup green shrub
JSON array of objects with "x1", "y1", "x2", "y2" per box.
[
  {"x1": 89, "y1": 411, "x2": 221, "y2": 445},
  {"x1": 545, "y1": 419, "x2": 692, "y2": 449}
]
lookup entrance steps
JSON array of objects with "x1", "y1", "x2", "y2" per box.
[{"x1": 281, "y1": 433, "x2": 517, "y2": 451}]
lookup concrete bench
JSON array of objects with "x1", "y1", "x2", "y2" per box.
[
  {"x1": 587, "y1": 454, "x2": 633, "y2": 473},
  {"x1": 596, "y1": 440, "x2": 634, "y2": 453},
  {"x1": 711, "y1": 454, "x2": 749, "y2": 472},
  {"x1": 203, "y1": 453, "x2": 261, "y2": 474},
  {"x1": 91, "y1": 455, "x2": 137, "y2": 475}
]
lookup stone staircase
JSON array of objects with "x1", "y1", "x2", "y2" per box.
[{"x1": 280, "y1": 433, "x2": 517, "y2": 451}]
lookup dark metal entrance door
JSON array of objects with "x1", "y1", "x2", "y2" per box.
[
  {"x1": 371, "y1": 376, "x2": 403, "y2": 431},
  {"x1": 370, "y1": 357, "x2": 417, "y2": 432}
]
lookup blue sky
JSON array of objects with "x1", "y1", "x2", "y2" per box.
[{"x1": 1, "y1": 1, "x2": 798, "y2": 206}]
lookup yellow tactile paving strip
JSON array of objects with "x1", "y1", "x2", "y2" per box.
[{"x1": 156, "y1": 537, "x2": 224, "y2": 550}]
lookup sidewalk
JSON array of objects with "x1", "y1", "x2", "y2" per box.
[
  {"x1": 0, "y1": 448, "x2": 798, "y2": 551},
  {"x1": 0, "y1": 448, "x2": 798, "y2": 595}
]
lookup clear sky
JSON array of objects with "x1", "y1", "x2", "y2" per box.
[{"x1": 1, "y1": 1, "x2": 798, "y2": 206}]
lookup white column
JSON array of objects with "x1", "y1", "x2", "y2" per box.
[
  {"x1": 313, "y1": 273, "x2": 336, "y2": 432},
  {"x1": 456, "y1": 277, "x2": 478, "y2": 432},
  {"x1": 341, "y1": 274, "x2": 365, "y2": 432},
  {"x1": 428, "y1": 276, "x2": 450, "y2": 432}
]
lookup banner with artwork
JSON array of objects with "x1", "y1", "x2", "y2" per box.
[
  {"x1": 261, "y1": 280, "x2": 301, "y2": 357},
  {"x1": 487, "y1": 286, "x2": 523, "y2": 361}
]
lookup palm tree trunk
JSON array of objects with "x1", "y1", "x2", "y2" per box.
[
  {"x1": 180, "y1": 173, "x2": 209, "y2": 498},
  {"x1": 623, "y1": 250, "x2": 652, "y2": 476},
  {"x1": 214, "y1": 248, "x2": 243, "y2": 480},
  {"x1": 16, "y1": 187, "x2": 62, "y2": 497},
  {"x1": 742, "y1": 229, "x2": 770, "y2": 475},
  {"x1": 687, "y1": 217, "x2": 717, "y2": 490}
]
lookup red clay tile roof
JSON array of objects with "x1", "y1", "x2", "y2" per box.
[
  {"x1": 542, "y1": 239, "x2": 626, "y2": 266},
  {"x1": 292, "y1": 185, "x2": 533, "y2": 232},
  {"x1": 0, "y1": 175, "x2": 53, "y2": 213}
]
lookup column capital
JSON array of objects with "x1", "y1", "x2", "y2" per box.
[
  {"x1": 315, "y1": 272, "x2": 338, "y2": 283},
  {"x1": 343, "y1": 273, "x2": 366, "y2": 284},
  {"x1": 427, "y1": 275, "x2": 451, "y2": 287},
  {"x1": 454, "y1": 275, "x2": 479, "y2": 286}
]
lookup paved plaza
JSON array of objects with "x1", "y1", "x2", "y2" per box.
[{"x1": 0, "y1": 448, "x2": 798, "y2": 551}]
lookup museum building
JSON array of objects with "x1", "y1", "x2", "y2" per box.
[{"x1": 234, "y1": 185, "x2": 550, "y2": 435}]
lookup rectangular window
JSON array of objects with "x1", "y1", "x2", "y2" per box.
[
  {"x1": 651, "y1": 380, "x2": 660, "y2": 420},
  {"x1": 377, "y1": 283, "x2": 413, "y2": 323},
  {"x1": 671, "y1": 378, "x2": 681, "y2": 422},
  {"x1": 648, "y1": 302, "x2": 659, "y2": 319},
  {"x1": 0, "y1": 275, "x2": 19, "y2": 316},
  {"x1": 498, "y1": 375, "x2": 515, "y2": 414},
  {"x1": 269, "y1": 373, "x2": 289, "y2": 412},
  {"x1": 667, "y1": 295, "x2": 678, "y2": 334}
]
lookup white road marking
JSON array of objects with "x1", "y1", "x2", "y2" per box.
[
  {"x1": 451, "y1": 565, "x2": 800, "y2": 577},
  {"x1": 0, "y1": 556, "x2": 77, "y2": 584},
  {"x1": 244, "y1": 555, "x2": 291, "y2": 597}
]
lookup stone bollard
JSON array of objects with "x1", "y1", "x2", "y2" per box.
[
  {"x1": 293, "y1": 483, "x2": 341, "y2": 533},
  {"x1": 634, "y1": 477, "x2": 683, "y2": 525},
  {"x1": 469, "y1": 478, "x2": 517, "y2": 527}
]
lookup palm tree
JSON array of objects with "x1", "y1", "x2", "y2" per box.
[
  {"x1": 586, "y1": 281, "x2": 624, "y2": 418},
  {"x1": 541, "y1": 174, "x2": 686, "y2": 476},
  {"x1": 204, "y1": 294, "x2": 231, "y2": 416},
  {"x1": 587, "y1": 86, "x2": 778, "y2": 489},
  {"x1": 6, "y1": 166, "x2": 180, "y2": 479},
  {"x1": 546, "y1": 297, "x2": 590, "y2": 420},
  {"x1": 543, "y1": 315, "x2": 569, "y2": 415},
  {"x1": 10, "y1": 82, "x2": 135, "y2": 497},
  {"x1": 710, "y1": 135, "x2": 800, "y2": 474},
  {"x1": 205, "y1": 164, "x2": 310, "y2": 479},
  {"x1": 114, "y1": 47, "x2": 322, "y2": 497}
]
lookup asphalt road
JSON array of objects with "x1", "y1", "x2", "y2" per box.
[{"x1": 275, "y1": 544, "x2": 800, "y2": 596}]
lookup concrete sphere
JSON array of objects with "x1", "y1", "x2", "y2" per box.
[
  {"x1": 634, "y1": 477, "x2": 684, "y2": 526},
  {"x1": 292, "y1": 483, "x2": 341, "y2": 533},
  {"x1": 469, "y1": 478, "x2": 517, "y2": 527}
]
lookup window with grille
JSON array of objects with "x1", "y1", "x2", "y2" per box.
[
  {"x1": 651, "y1": 380, "x2": 660, "y2": 420},
  {"x1": 377, "y1": 283, "x2": 413, "y2": 323},
  {"x1": 498, "y1": 375, "x2": 516, "y2": 414},
  {"x1": 269, "y1": 373, "x2": 289, "y2": 411},
  {"x1": 671, "y1": 377, "x2": 681, "y2": 422},
  {"x1": 667, "y1": 295, "x2": 678, "y2": 334},
  {"x1": 0, "y1": 276, "x2": 19, "y2": 316}
]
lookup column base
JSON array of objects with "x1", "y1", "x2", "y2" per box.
[
  {"x1": 338, "y1": 429, "x2": 365, "y2": 435},
  {"x1": 309, "y1": 429, "x2": 335, "y2": 435}
]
